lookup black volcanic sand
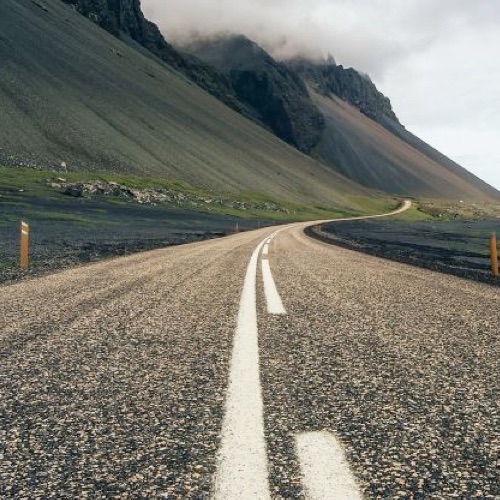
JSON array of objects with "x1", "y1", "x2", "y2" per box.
[
  {"x1": 0, "y1": 197, "x2": 271, "y2": 285},
  {"x1": 309, "y1": 219, "x2": 500, "y2": 287}
]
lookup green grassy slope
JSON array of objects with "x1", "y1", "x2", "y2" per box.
[
  {"x1": 0, "y1": 0, "x2": 368, "y2": 210},
  {"x1": 1, "y1": 166, "x2": 379, "y2": 223}
]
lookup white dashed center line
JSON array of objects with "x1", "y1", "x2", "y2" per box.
[
  {"x1": 213, "y1": 235, "x2": 271, "y2": 499},
  {"x1": 296, "y1": 431, "x2": 364, "y2": 500},
  {"x1": 261, "y1": 259, "x2": 286, "y2": 315},
  {"x1": 214, "y1": 204, "x2": 412, "y2": 498}
]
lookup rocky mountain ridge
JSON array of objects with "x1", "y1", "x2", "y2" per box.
[
  {"x1": 60, "y1": 0, "x2": 249, "y2": 117},
  {"x1": 189, "y1": 37, "x2": 499, "y2": 200},
  {"x1": 184, "y1": 35, "x2": 325, "y2": 153},
  {"x1": 287, "y1": 58, "x2": 401, "y2": 128},
  {"x1": 58, "y1": 1, "x2": 402, "y2": 153}
]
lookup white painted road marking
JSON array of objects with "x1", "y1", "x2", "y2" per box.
[
  {"x1": 263, "y1": 243, "x2": 269, "y2": 256},
  {"x1": 296, "y1": 431, "x2": 364, "y2": 500},
  {"x1": 214, "y1": 203, "x2": 412, "y2": 497},
  {"x1": 261, "y1": 259, "x2": 286, "y2": 315},
  {"x1": 214, "y1": 235, "x2": 271, "y2": 499}
]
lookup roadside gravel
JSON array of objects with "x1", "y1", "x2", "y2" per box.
[
  {"x1": 1, "y1": 223, "x2": 498, "y2": 498},
  {"x1": 308, "y1": 220, "x2": 500, "y2": 287}
]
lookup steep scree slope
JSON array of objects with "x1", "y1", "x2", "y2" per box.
[
  {"x1": 0, "y1": 0, "x2": 364, "y2": 207},
  {"x1": 60, "y1": 0, "x2": 249, "y2": 117},
  {"x1": 289, "y1": 58, "x2": 500, "y2": 201}
]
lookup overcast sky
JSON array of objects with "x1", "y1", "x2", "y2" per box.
[{"x1": 142, "y1": 0, "x2": 500, "y2": 190}]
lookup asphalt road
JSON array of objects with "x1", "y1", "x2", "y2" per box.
[{"x1": 1, "y1": 203, "x2": 499, "y2": 499}]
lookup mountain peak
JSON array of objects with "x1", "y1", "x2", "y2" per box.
[
  {"x1": 325, "y1": 53, "x2": 337, "y2": 65},
  {"x1": 182, "y1": 34, "x2": 276, "y2": 73},
  {"x1": 184, "y1": 34, "x2": 325, "y2": 154},
  {"x1": 286, "y1": 58, "x2": 400, "y2": 126}
]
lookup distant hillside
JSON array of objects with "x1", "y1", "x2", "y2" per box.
[
  {"x1": 184, "y1": 35, "x2": 324, "y2": 153},
  {"x1": 181, "y1": 35, "x2": 498, "y2": 201},
  {"x1": 0, "y1": 0, "x2": 365, "y2": 209},
  {"x1": 308, "y1": 91, "x2": 499, "y2": 200},
  {"x1": 290, "y1": 59, "x2": 499, "y2": 200}
]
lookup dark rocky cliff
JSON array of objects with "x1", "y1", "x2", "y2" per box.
[
  {"x1": 287, "y1": 58, "x2": 400, "y2": 128},
  {"x1": 185, "y1": 35, "x2": 324, "y2": 154},
  {"x1": 61, "y1": 0, "x2": 148, "y2": 38}
]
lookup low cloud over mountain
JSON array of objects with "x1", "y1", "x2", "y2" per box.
[{"x1": 142, "y1": 0, "x2": 498, "y2": 77}]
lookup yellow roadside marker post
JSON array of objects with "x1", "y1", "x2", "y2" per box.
[
  {"x1": 491, "y1": 232, "x2": 498, "y2": 278},
  {"x1": 20, "y1": 221, "x2": 30, "y2": 269}
]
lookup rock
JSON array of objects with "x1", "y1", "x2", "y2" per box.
[
  {"x1": 64, "y1": 185, "x2": 84, "y2": 197},
  {"x1": 185, "y1": 35, "x2": 325, "y2": 153},
  {"x1": 48, "y1": 179, "x2": 290, "y2": 213}
]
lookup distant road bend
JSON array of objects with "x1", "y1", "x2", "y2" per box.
[{"x1": 1, "y1": 199, "x2": 499, "y2": 499}]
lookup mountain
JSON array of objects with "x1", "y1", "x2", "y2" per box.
[
  {"x1": 287, "y1": 58, "x2": 400, "y2": 127},
  {"x1": 184, "y1": 35, "x2": 324, "y2": 153},
  {"x1": 59, "y1": 0, "x2": 250, "y2": 118},
  {"x1": 289, "y1": 59, "x2": 500, "y2": 200},
  {"x1": 186, "y1": 35, "x2": 499, "y2": 201},
  {"x1": 2, "y1": 0, "x2": 498, "y2": 204},
  {"x1": 0, "y1": 0, "x2": 364, "y2": 209}
]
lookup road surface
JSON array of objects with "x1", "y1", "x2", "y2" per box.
[{"x1": 1, "y1": 202, "x2": 498, "y2": 498}]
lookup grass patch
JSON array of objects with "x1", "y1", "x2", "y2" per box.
[
  {"x1": 1, "y1": 166, "x2": 397, "y2": 223},
  {"x1": 417, "y1": 200, "x2": 500, "y2": 221},
  {"x1": 395, "y1": 202, "x2": 434, "y2": 222},
  {"x1": 38, "y1": 212, "x2": 98, "y2": 224},
  {"x1": 347, "y1": 195, "x2": 399, "y2": 215}
]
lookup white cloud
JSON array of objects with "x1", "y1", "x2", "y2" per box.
[{"x1": 141, "y1": 0, "x2": 500, "y2": 190}]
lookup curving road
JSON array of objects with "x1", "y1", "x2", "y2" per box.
[{"x1": 1, "y1": 200, "x2": 499, "y2": 499}]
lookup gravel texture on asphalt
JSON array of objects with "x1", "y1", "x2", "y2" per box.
[
  {"x1": 0, "y1": 230, "x2": 269, "y2": 498},
  {"x1": 260, "y1": 226, "x2": 499, "y2": 499},
  {"x1": 1, "y1": 223, "x2": 499, "y2": 498}
]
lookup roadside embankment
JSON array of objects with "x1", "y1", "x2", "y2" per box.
[{"x1": 308, "y1": 219, "x2": 500, "y2": 286}]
